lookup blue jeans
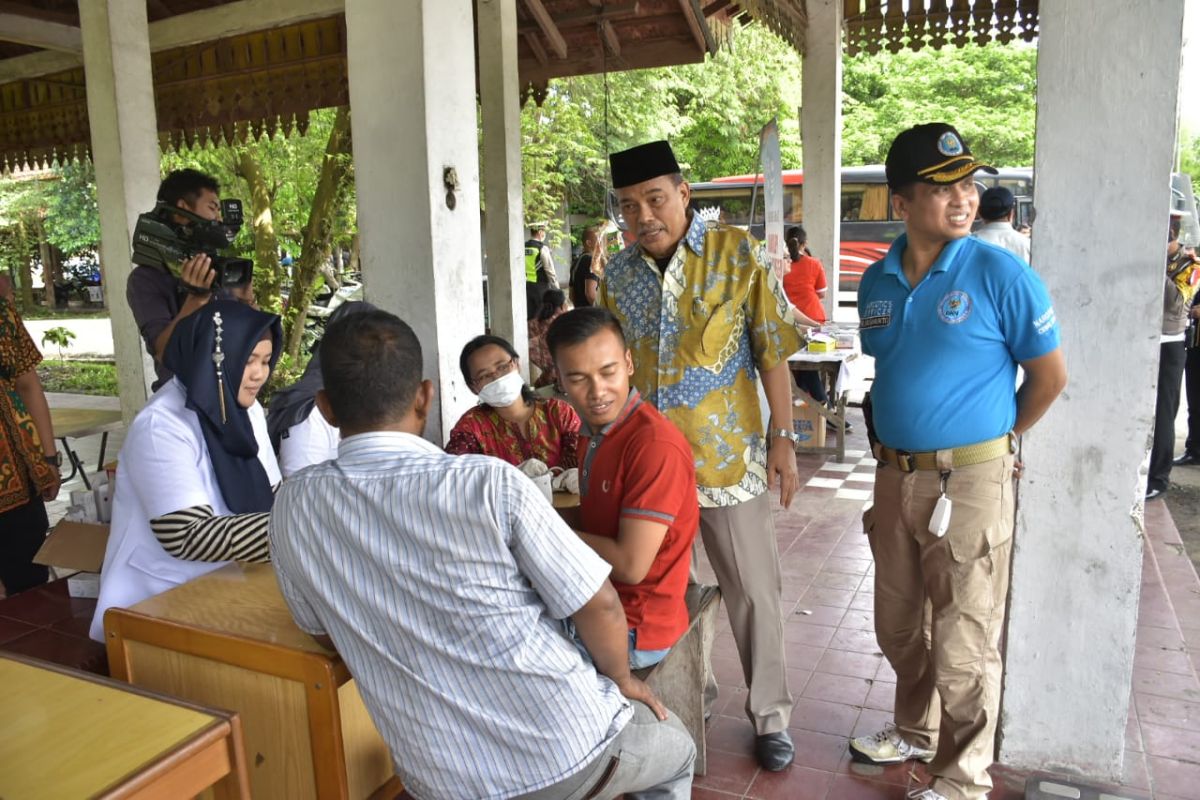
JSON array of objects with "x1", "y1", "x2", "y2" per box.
[{"x1": 565, "y1": 621, "x2": 670, "y2": 669}]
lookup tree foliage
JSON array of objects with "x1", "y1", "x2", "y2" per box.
[
  {"x1": 841, "y1": 43, "x2": 1038, "y2": 167},
  {"x1": 521, "y1": 24, "x2": 803, "y2": 225}
]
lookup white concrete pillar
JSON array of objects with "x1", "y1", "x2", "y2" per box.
[
  {"x1": 345, "y1": 0, "x2": 486, "y2": 442},
  {"x1": 79, "y1": 0, "x2": 160, "y2": 421},
  {"x1": 800, "y1": 0, "x2": 842, "y2": 320},
  {"x1": 999, "y1": 0, "x2": 1186, "y2": 780},
  {"x1": 478, "y1": 0, "x2": 528, "y2": 372}
]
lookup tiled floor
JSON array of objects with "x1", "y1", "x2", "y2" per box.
[{"x1": 691, "y1": 418, "x2": 1200, "y2": 800}]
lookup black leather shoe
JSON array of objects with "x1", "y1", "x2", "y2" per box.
[
  {"x1": 755, "y1": 731, "x2": 795, "y2": 771},
  {"x1": 1146, "y1": 486, "x2": 1168, "y2": 502},
  {"x1": 1174, "y1": 451, "x2": 1200, "y2": 467}
]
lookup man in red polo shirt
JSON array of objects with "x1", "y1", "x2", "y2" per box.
[{"x1": 548, "y1": 307, "x2": 699, "y2": 668}]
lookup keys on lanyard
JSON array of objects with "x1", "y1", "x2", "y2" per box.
[{"x1": 929, "y1": 470, "x2": 952, "y2": 538}]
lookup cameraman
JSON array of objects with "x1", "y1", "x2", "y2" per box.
[{"x1": 127, "y1": 169, "x2": 255, "y2": 391}]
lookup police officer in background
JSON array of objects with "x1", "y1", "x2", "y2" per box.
[
  {"x1": 524, "y1": 223, "x2": 558, "y2": 320},
  {"x1": 849, "y1": 123, "x2": 1067, "y2": 800}
]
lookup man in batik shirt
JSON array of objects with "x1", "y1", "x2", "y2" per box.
[{"x1": 599, "y1": 140, "x2": 804, "y2": 771}]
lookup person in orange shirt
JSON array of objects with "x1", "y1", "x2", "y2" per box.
[
  {"x1": 782, "y1": 225, "x2": 838, "y2": 417},
  {"x1": 782, "y1": 225, "x2": 827, "y2": 324}
]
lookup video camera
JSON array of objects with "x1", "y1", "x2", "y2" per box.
[{"x1": 131, "y1": 198, "x2": 253, "y2": 290}]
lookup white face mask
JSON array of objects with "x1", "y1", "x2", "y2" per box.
[{"x1": 477, "y1": 370, "x2": 524, "y2": 408}]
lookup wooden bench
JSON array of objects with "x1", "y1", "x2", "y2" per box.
[{"x1": 634, "y1": 583, "x2": 721, "y2": 777}]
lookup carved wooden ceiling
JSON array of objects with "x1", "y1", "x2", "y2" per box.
[{"x1": 0, "y1": 0, "x2": 1036, "y2": 170}]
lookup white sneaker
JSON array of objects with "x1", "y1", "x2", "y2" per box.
[
  {"x1": 848, "y1": 723, "x2": 935, "y2": 765},
  {"x1": 906, "y1": 788, "x2": 949, "y2": 800}
]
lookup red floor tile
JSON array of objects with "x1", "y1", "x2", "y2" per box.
[
  {"x1": 785, "y1": 622, "x2": 838, "y2": 648},
  {"x1": 691, "y1": 787, "x2": 744, "y2": 799},
  {"x1": 1135, "y1": 692, "x2": 1200, "y2": 731},
  {"x1": 694, "y1": 747, "x2": 762, "y2": 795},
  {"x1": 707, "y1": 715, "x2": 759, "y2": 755},
  {"x1": 713, "y1": 654, "x2": 748, "y2": 688},
  {"x1": 746, "y1": 764, "x2": 837, "y2": 800},
  {"x1": 1135, "y1": 625, "x2": 1186, "y2": 651},
  {"x1": 838, "y1": 611, "x2": 876, "y2": 632},
  {"x1": 788, "y1": 668, "x2": 814, "y2": 696},
  {"x1": 1120, "y1": 749, "x2": 1151, "y2": 791},
  {"x1": 829, "y1": 628, "x2": 882, "y2": 655},
  {"x1": 789, "y1": 728, "x2": 853, "y2": 773},
  {"x1": 862, "y1": 681, "x2": 894, "y2": 712},
  {"x1": 711, "y1": 685, "x2": 749, "y2": 719},
  {"x1": 1133, "y1": 644, "x2": 1195, "y2": 675},
  {"x1": 1131, "y1": 668, "x2": 1200, "y2": 702},
  {"x1": 1139, "y1": 720, "x2": 1200, "y2": 762},
  {"x1": 811, "y1": 573, "x2": 862, "y2": 592},
  {"x1": 785, "y1": 643, "x2": 828, "y2": 671},
  {"x1": 824, "y1": 773, "x2": 907, "y2": 800},
  {"x1": 790, "y1": 697, "x2": 862, "y2": 737},
  {"x1": 849, "y1": 592, "x2": 875, "y2": 612},
  {"x1": 822, "y1": 557, "x2": 873, "y2": 577},
  {"x1": 802, "y1": 672, "x2": 872, "y2": 707},
  {"x1": 1147, "y1": 755, "x2": 1200, "y2": 797},
  {"x1": 815, "y1": 649, "x2": 883, "y2": 680},
  {"x1": 800, "y1": 587, "x2": 855, "y2": 609},
  {"x1": 794, "y1": 605, "x2": 849, "y2": 627}
]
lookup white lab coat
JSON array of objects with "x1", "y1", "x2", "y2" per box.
[
  {"x1": 89, "y1": 379, "x2": 280, "y2": 641},
  {"x1": 278, "y1": 407, "x2": 340, "y2": 478}
]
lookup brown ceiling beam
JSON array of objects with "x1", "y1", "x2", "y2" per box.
[
  {"x1": 702, "y1": 0, "x2": 732, "y2": 16},
  {"x1": 677, "y1": 0, "x2": 717, "y2": 54},
  {"x1": 519, "y1": 37, "x2": 705, "y2": 85},
  {"x1": 524, "y1": 31, "x2": 549, "y2": 66},
  {"x1": 600, "y1": 21, "x2": 621, "y2": 57},
  {"x1": 0, "y1": 0, "x2": 347, "y2": 84},
  {"x1": 522, "y1": 0, "x2": 569, "y2": 59},
  {"x1": 516, "y1": 2, "x2": 640, "y2": 35},
  {"x1": 0, "y1": 2, "x2": 78, "y2": 26},
  {"x1": 0, "y1": 12, "x2": 81, "y2": 54}
]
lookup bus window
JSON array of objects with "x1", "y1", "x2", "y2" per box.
[
  {"x1": 692, "y1": 187, "x2": 802, "y2": 225},
  {"x1": 842, "y1": 184, "x2": 889, "y2": 221}
]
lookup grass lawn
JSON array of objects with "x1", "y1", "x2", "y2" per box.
[
  {"x1": 36, "y1": 360, "x2": 118, "y2": 396},
  {"x1": 19, "y1": 306, "x2": 110, "y2": 320}
]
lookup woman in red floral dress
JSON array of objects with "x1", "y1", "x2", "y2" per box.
[{"x1": 445, "y1": 335, "x2": 580, "y2": 468}]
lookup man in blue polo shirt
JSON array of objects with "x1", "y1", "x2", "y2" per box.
[{"x1": 848, "y1": 123, "x2": 1067, "y2": 800}]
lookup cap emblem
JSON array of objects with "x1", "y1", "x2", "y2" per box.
[{"x1": 937, "y1": 131, "x2": 964, "y2": 157}]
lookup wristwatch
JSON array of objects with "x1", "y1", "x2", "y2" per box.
[
  {"x1": 44, "y1": 452, "x2": 63, "y2": 469},
  {"x1": 769, "y1": 428, "x2": 801, "y2": 444}
]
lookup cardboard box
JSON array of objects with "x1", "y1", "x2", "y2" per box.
[
  {"x1": 792, "y1": 399, "x2": 828, "y2": 450},
  {"x1": 35, "y1": 520, "x2": 111, "y2": 573}
]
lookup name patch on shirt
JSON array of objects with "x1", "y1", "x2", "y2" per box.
[
  {"x1": 1034, "y1": 306, "x2": 1057, "y2": 335},
  {"x1": 937, "y1": 290, "x2": 972, "y2": 324},
  {"x1": 861, "y1": 299, "x2": 893, "y2": 330}
]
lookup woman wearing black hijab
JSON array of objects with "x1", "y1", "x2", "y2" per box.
[
  {"x1": 90, "y1": 300, "x2": 283, "y2": 641},
  {"x1": 267, "y1": 301, "x2": 376, "y2": 476}
]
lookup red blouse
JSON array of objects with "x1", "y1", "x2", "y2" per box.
[
  {"x1": 445, "y1": 396, "x2": 580, "y2": 469},
  {"x1": 782, "y1": 254, "x2": 827, "y2": 324}
]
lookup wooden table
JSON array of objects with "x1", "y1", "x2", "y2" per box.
[
  {"x1": 552, "y1": 490, "x2": 580, "y2": 508},
  {"x1": 103, "y1": 563, "x2": 398, "y2": 800},
  {"x1": 0, "y1": 653, "x2": 249, "y2": 799},
  {"x1": 49, "y1": 407, "x2": 123, "y2": 489},
  {"x1": 788, "y1": 349, "x2": 859, "y2": 463}
]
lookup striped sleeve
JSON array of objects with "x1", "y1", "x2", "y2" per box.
[{"x1": 150, "y1": 504, "x2": 271, "y2": 563}]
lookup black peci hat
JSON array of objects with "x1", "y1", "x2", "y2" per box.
[
  {"x1": 885, "y1": 123, "x2": 997, "y2": 190},
  {"x1": 609, "y1": 140, "x2": 681, "y2": 189}
]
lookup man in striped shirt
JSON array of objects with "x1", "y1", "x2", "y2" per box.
[{"x1": 270, "y1": 310, "x2": 695, "y2": 800}]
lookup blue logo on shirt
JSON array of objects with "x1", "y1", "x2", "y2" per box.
[
  {"x1": 937, "y1": 290, "x2": 972, "y2": 324},
  {"x1": 938, "y1": 132, "x2": 964, "y2": 157}
]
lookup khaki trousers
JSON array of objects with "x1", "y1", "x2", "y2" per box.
[
  {"x1": 699, "y1": 492, "x2": 793, "y2": 734},
  {"x1": 866, "y1": 453, "x2": 1015, "y2": 800}
]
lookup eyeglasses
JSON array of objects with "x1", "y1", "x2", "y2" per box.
[{"x1": 474, "y1": 357, "x2": 516, "y2": 386}]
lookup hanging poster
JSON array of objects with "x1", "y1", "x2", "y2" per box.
[{"x1": 759, "y1": 119, "x2": 788, "y2": 279}]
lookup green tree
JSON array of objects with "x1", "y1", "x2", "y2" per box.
[
  {"x1": 41, "y1": 326, "x2": 75, "y2": 361},
  {"x1": 841, "y1": 43, "x2": 1038, "y2": 167}
]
